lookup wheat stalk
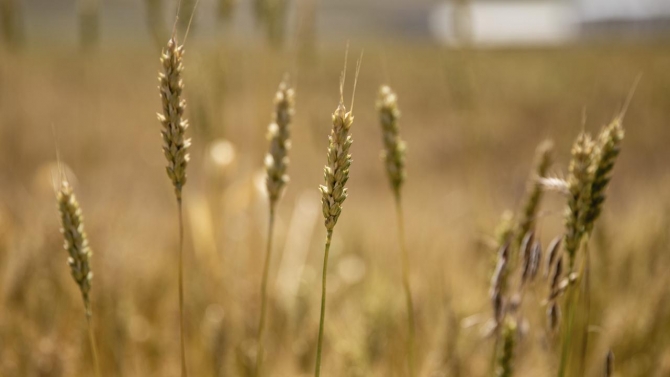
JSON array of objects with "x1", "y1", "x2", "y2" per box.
[
  {"x1": 158, "y1": 35, "x2": 191, "y2": 377},
  {"x1": 255, "y1": 76, "x2": 294, "y2": 377},
  {"x1": 496, "y1": 319, "x2": 516, "y2": 377},
  {"x1": 314, "y1": 50, "x2": 362, "y2": 377},
  {"x1": 57, "y1": 180, "x2": 101, "y2": 377},
  {"x1": 376, "y1": 84, "x2": 416, "y2": 376}
]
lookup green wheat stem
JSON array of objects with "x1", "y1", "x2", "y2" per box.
[
  {"x1": 557, "y1": 284, "x2": 576, "y2": 377},
  {"x1": 255, "y1": 204, "x2": 276, "y2": 377},
  {"x1": 395, "y1": 191, "x2": 416, "y2": 377},
  {"x1": 314, "y1": 229, "x2": 333, "y2": 377}
]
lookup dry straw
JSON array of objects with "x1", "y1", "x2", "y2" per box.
[
  {"x1": 256, "y1": 76, "x2": 295, "y2": 377},
  {"x1": 57, "y1": 179, "x2": 101, "y2": 377},
  {"x1": 376, "y1": 84, "x2": 416, "y2": 377},
  {"x1": 158, "y1": 32, "x2": 191, "y2": 376},
  {"x1": 314, "y1": 49, "x2": 362, "y2": 377}
]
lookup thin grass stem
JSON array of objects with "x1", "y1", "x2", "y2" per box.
[
  {"x1": 86, "y1": 313, "x2": 102, "y2": 377},
  {"x1": 255, "y1": 204, "x2": 276, "y2": 377},
  {"x1": 178, "y1": 198, "x2": 188, "y2": 377},
  {"x1": 314, "y1": 229, "x2": 333, "y2": 377},
  {"x1": 395, "y1": 192, "x2": 416, "y2": 377}
]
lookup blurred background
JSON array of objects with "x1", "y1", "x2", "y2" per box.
[{"x1": 1, "y1": 1, "x2": 670, "y2": 376}]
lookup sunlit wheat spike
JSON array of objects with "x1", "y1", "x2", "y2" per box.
[
  {"x1": 265, "y1": 76, "x2": 295, "y2": 205},
  {"x1": 319, "y1": 96, "x2": 354, "y2": 231},
  {"x1": 564, "y1": 132, "x2": 595, "y2": 269},
  {"x1": 158, "y1": 36, "x2": 191, "y2": 202},
  {"x1": 57, "y1": 180, "x2": 93, "y2": 316},
  {"x1": 515, "y1": 140, "x2": 553, "y2": 246},
  {"x1": 584, "y1": 118, "x2": 625, "y2": 234},
  {"x1": 376, "y1": 85, "x2": 406, "y2": 194}
]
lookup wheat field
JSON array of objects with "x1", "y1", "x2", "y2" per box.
[{"x1": 1, "y1": 26, "x2": 670, "y2": 377}]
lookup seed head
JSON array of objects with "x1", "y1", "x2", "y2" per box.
[
  {"x1": 319, "y1": 101, "x2": 354, "y2": 231},
  {"x1": 515, "y1": 140, "x2": 553, "y2": 247},
  {"x1": 57, "y1": 181, "x2": 93, "y2": 316},
  {"x1": 376, "y1": 85, "x2": 406, "y2": 194},
  {"x1": 158, "y1": 37, "x2": 191, "y2": 201},
  {"x1": 265, "y1": 77, "x2": 295, "y2": 205},
  {"x1": 564, "y1": 132, "x2": 595, "y2": 268},
  {"x1": 585, "y1": 119, "x2": 624, "y2": 234}
]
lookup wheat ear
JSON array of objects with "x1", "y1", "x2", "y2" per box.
[
  {"x1": 584, "y1": 119, "x2": 624, "y2": 234},
  {"x1": 376, "y1": 84, "x2": 415, "y2": 377},
  {"x1": 255, "y1": 77, "x2": 295, "y2": 377},
  {"x1": 57, "y1": 180, "x2": 101, "y2": 377},
  {"x1": 314, "y1": 50, "x2": 362, "y2": 377},
  {"x1": 564, "y1": 132, "x2": 594, "y2": 270},
  {"x1": 515, "y1": 140, "x2": 553, "y2": 248},
  {"x1": 158, "y1": 35, "x2": 191, "y2": 377}
]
